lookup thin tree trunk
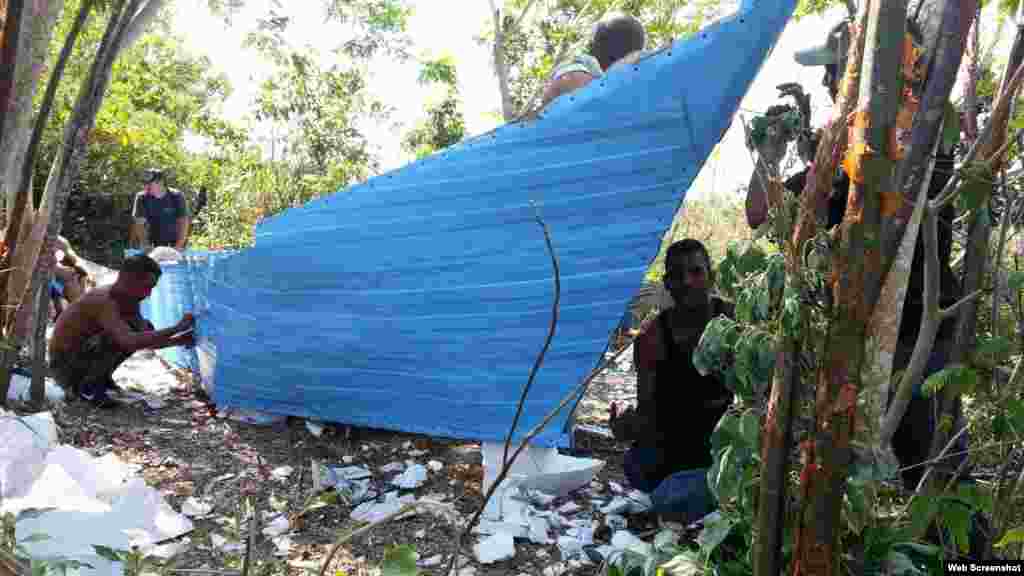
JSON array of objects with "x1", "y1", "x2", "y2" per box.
[
  {"x1": 793, "y1": 1, "x2": 907, "y2": 574},
  {"x1": 3, "y1": 0, "x2": 92, "y2": 338},
  {"x1": 29, "y1": 279, "x2": 47, "y2": 407},
  {"x1": 0, "y1": 0, "x2": 23, "y2": 144}
]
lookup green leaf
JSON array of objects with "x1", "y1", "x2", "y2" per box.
[
  {"x1": 994, "y1": 527, "x2": 1024, "y2": 548},
  {"x1": 658, "y1": 551, "x2": 702, "y2": 576},
  {"x1": 920, "y1": 364, "x2": 979, "y2": 398},
  {"x1": 883, "y1": 551, "x2": 924, "y2": 575},
  {"x1": 941, "y1": 100, "x2": 961, "y2": 153},
  {"x1": 91, "y1": 546, "x2": 124, "y2": 563},
  {"x1": 1008, "y1": 271, "x2": 1024, "y2": 292},
  {"x1": 18, "y1": 533, "x2": 51, "y2": 544},
  {"x1": 31, "y1": 560, "x2": 48, "y2": 576},
  {"x1": 653, "y1": 529, "x2": 678, "y2": 552},
  {"x1": 380, "y1": 545, "x2": 419, "y2": 576},
  {"x1": 956, "y1": 163, "x2": 993, "y2": 214},
  {"x1": 696, "y1": 513, "x2": 736, "y2": 556}
]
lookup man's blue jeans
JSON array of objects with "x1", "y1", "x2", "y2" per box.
[{"x1": 623, "y1": 444, "x2": 715, "y2": 525}]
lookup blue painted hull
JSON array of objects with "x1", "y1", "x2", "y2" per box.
[{"x1": 171, "y1": 0, "x2": 796, "y2": 445}]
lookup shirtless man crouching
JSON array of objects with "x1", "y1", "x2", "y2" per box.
[{"x1": 48, "y1": 254, "x2": 195, "y2": 408}]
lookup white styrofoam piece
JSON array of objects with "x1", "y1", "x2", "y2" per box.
[
  {"x1": 6, "y1": 374, "x2": 65, "y2": 404},
  {"x1": 0, "y1": 411, "x2": 59, "y2": 500},
  {"x1": 350, "y1": 493, "x2": 415, "y2": 523},
  {"x1": 481, "y1": 442, "x2": 604, "y2": 497},
  {"x1": 474, "y1": 533, "x2": 516, "y2": 564},
  {"x1": 392, "y1": 464, "x2": 428, "y2": 489}
]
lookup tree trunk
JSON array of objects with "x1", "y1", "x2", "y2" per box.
[
  {"x1": 793, "y1": 1, "x2": 908, "y2": 574},
  {"x1": 5, "y1": 0, "x2": 92, "y2": 343},
  {"x1": 0, "y1": 0, "x2": 64, "y2": 216},
  {"x1": 0, "y1": 0, "x2": 23, "y2": 148},
  {"x1": 29, "y1": 279, "x2": 47, "y2": 407}
]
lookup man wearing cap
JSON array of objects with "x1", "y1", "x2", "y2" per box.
[
  {"x1": 130, "y1": 169, "x2": 190, "y2": 251},
  {"x1": 745, "y1": 14, "x2": 968, "y2": 492},
  {"x1": 541, "y1": 14, "x2": 647, "y2": 107}
]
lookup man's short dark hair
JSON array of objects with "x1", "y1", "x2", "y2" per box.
[
  {"x1": 590, "y1": 15, "x2": 646, "y2": 71},
  {"x1": 666, "y1": 238, "x2": 711, "y2": 272},
  {"x1": 121, "y1": 254, "x2": 162, "y2": 280},
  {"x1": 142, "y1": 168, "x2": 165, "y2": 185}
]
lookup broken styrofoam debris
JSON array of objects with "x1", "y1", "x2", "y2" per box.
[
  {"x1": 380, "y1": 461, "x2": 405, "y2": 473},
  {"x1": 542, "y1": 562, "x2": 567, "y2": 576},
  {"x1": 271, "y1": 466, "x2": 293, "y2": 480},
  {"x1": 402, "y1": 441, "x2": 414, "y2": 450},
  {"x1": 609, "y1": 481, "x2": 624, "y2": 494},
  {"x1": 557, "y1": 535, "x2": 584, "y2": 559},
  {"x1": 414, "y1": 528, "x2": 427, "y2": 539},
  {"x1": 481, "y1": 442, "x2": 605, "y2": 497},
  {"x1": 611, "y1": 530, "x2": 652, "y2": 556},
  {"x1": 305, "y1": 421, "x2": 326, "y2": 438},
  {"x1": 528, "y1": 516, "x2": 552, "y2": 544},
  {"x1": 474, "y1": 532, "x2": 516, "y2": 564},
  {"x1": 536, "y1": 549, "x2": 550, "y2": 559},
  {"x1": 0, "y1": 410, "x2": 59, "y2": 500},
  {"x1": 409, "y1": 449, "x2": 429, "y2": 457},
  {"x1": 605, "y1": 514, "x2": 627, "y2": 531},
  {"x1": 558, "y1": 501, "x2": 581, "y2": 515},
  {"x1": 181, "y1": 497, "x2": 213, "y2": 517},
  {"x1": 392, "y1": 464, "x2": 428, "y2": 489},
  {"x1": 210, "y1": 533, "x2": 245, "y2": 553},
  {"x1": 474, "y1": 520, "x2": 528, "y2": 539},
  {"x1": 525, "y1": 489, "x2": 556, "y2": 507},
  {"x1": 262, "y1": 515, "x2": 290, "y2": 538},
  {"x1": 427, "y1": 460, "x2": 444, "y2": 472},
  {"x1": 600, "y1": 490, "x2": 652, "y2": 515},
  {"x1": 271, "y1": 535, "x2": 292, "y2": 557},
  {"x1": 418, "y1": 554, "x2": 443, "y2": 568},
  {"x1": 565, "y1": 520, "x2": 595, "y2": 546},
  {"x1": 325, "y1": 465, "x2": 373, "y2": 502},
  {"x1": 342, "y1": 455, "x2": 355, "y2": 464},
  {"x1": 457, "y1": 567, "x2": 476, "y2": 576},
  {"x1": 7, "y1": 374, "x2": 65, "y2": 404},
  {"x1": 351, "y1": 493, "x2": 415, "y2": 523}
]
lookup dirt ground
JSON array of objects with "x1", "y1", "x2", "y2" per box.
[{"x1": 46, "y1": 356, "x2": 648, "y2": 576}]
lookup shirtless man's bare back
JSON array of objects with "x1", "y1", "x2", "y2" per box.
[{"x1": 49, "y1": 253, "x2": 195, "y2": 407}]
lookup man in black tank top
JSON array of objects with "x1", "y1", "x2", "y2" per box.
[{"x1": 613, "y1": 239, "x2": 734, "y2": 522}]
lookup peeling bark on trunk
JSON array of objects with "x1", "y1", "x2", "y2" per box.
[{"x1": 792, "y1": 1, "x2": 908, "y2": 574}]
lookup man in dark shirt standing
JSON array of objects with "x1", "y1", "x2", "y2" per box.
[{"x1": 130, "y1": 168, "x2": 190, "y2": 250}]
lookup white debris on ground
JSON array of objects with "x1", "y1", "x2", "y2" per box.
[
  {"x1": 6, "y1": 373, "x2": 65, "y2": 404},
  {"x1": 0, "y1": 410, "x2": 193, "y2": 576}
]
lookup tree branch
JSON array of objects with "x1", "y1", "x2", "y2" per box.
[
  {"x1": 118, "y1": 0, "x2": 166, "y2": 53},
  {"x1": 940, "y1": 289, "x2": 983, "y2": 320},
  {"x1": 881, "y1": 205, "x2": 941, "y2": 447},
  {"x1": 503, "y1": 210, "x2": 560, "y2": 468}
]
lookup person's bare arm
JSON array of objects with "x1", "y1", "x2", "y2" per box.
[
  {"x1": 541, "y1": 71, "x2": 594, "y2": 107},
  {"x1": 96, "y1": 302, "x2": 192, "y2": 353},
  {"x1": 175, "y1": 217, "x2": 190, "y2": 251}
]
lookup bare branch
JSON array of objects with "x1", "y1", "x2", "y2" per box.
[
  {"x1": 881, "y1": 205, "x2": 941, "y2": 446},
  {"x1": 940, "y1": 289, "x2": 984, "y2": 320},
  {"x1": 511, "y1": 0, "x2": 542, "y2": 33},
  {"x1": 503, "y1": 210, "x2": 560, "y2": 468}
]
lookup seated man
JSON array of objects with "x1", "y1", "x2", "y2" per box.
[
  {"x1": 48, "y1": 254, "x2": 195, "y2": 408},
  {"x1": 541, "y1": 14, "x2": 647, "y2": 107},
  {"x1": 612, "y1": 239, "x2": 734, "y2": 523}
]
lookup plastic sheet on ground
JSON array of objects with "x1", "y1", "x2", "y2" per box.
[{"x1": 1, "y1": 412, "x2": 193, "y2": 575}]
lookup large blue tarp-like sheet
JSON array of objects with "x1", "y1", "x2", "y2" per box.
[{"x1": 147, "y1": 0, "x2": 795, "y2": 446}]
